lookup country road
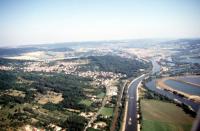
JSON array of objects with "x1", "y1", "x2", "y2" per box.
[
  {"x1": 84, "y1": 96, "x2": 107, "y2": 131},
  {"x1": 125, "y1": 74, "x2": 146, "y2": 131}
]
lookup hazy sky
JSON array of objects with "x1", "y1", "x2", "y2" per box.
[{"x1": 0, "y1": 0, "x2": 200, "y2": 46}]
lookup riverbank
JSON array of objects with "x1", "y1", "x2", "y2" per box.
[
  {"x1": 172, "y1": 76, "x2": 200, "y2": 87},
  {"x1": 156, "y1": 77, "x2": 200, "y2": 103}
]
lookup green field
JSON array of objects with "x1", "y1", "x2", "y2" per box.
[
  {"x1": 79, "y1": 99, "x2": 93, "y2": 107},
  {"x1": 100, "y1": 107, "x2": 114, "y2": 117},
  {"x1": 97, "y1": 92, "x2": 105, "y2": 98},
  {"x1": 141, "y1": 99, "x2": 194, "y2": 131}
]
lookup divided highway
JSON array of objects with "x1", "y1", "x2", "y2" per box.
[{"x1": 125, "y1": 74, "x2": 146, "y2": 131}]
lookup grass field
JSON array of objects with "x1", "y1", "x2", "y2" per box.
[
  {"x1": 100, "y1": 107, "x2": 114, "y2": 117},
  {"x1": 97, "y1": 92, "x2": 105, "y2": 99},
  {"x1": 79, "y1": 99, "x2": 93, "y2": 107},
  {"x1": 141, "y1": 99, "x2": 194, "y2": 131}
]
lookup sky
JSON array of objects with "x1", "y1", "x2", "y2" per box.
[{"x1": 0, "y1": 0, "x2": 200, "y2": 46}]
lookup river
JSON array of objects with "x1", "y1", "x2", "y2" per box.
[
  {"x1": 165, "y1": 79, "x2": 200, "y2": 96},
  {"x1": 145, "y1": 57, "x2": 200, "y2": 112},
  {"x1": 178, "y1": 76, "x2": 200, "y2": 85}
]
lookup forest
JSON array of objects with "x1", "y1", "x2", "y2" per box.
[{"x1": 79, "y1": 55, "x2": 150, "y2": 77}]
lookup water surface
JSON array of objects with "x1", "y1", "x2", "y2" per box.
[
  {"x1": 165, "y1": 80, "x2": 200, "y2": 96},
  {"x1": 178, "y1": 77, "x2": 200, "y2": 85},
  {"x1": 146, "y1": 80, "x2": 200, "y2": 112}
]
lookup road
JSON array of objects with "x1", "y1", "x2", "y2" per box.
[
  {"x1": 84, "y1": 96, "x2": 107, "y2": 131},
  {"x1": 125, "y1": 74, "x2": 146, "y2": 131}
]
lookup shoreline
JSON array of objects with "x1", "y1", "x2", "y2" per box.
[
  {"x1": 171, "y1": 77, "x2": 200, "y2": 88},
  {"x1": 156, "y1": 77, "x2": 200, "y2": 103}
]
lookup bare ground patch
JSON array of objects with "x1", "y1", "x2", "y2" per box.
[
  {"x1": 35, "y1": 91, "x2": 63, "y2": 105},
  {"x1": 3, "y1": 89, "x2": 26, "y2": 97}
]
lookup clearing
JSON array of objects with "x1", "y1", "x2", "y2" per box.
[
  {"x1": 79, "y1": 99, "x2": 93, "y2": 107},
  {"x1": 100, "y1": 107, "x2": 114, "y2": 117},
  {"x1": 36, "y1": 91, "x2": 63, "y2": 105}
]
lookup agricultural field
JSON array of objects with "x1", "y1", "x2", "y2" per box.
[
  {"x1": 79, "y1": 99, "x2": 93, "y2": 107},
  {"x1": 141, "y1": 99, "x2": 194, "y2": 131},
  {"x1": 0, "y1": 55, "x2": 149, "y2": 130},
  {"x1": 100, "y1": 107, "x2": 114, "y2": 117},
  {"x1": 0, "y1": 70, "x2": 96, "y2": 130}
]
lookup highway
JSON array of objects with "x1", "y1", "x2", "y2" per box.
[{"x1": 125, "y1": 74, "x2": 146, "y2": 131}]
